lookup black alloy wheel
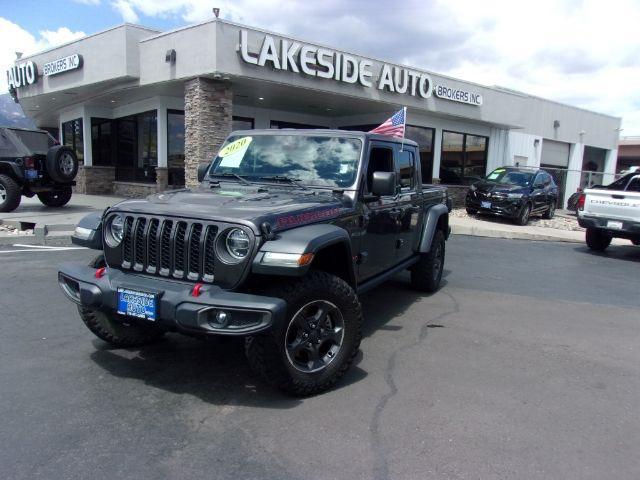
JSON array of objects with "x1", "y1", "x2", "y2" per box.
[{"x1": 285, "y1": 299, "x2": 345, "y2": 373}]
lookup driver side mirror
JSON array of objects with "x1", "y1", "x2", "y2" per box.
[
  {"x1": 371, "y1": 171, "x2": 397, "y2": 197},
  {"x1": 197, "y1": 163, "x2": 210, "y2": 183}
]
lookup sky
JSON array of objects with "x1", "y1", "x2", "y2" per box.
[{"x1": 1, "y1": 0, "x2": 639, "y2": 135}]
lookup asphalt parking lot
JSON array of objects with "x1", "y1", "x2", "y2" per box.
[{"x1": 1, "y1": 236, "x2": 639, "y2": 480}]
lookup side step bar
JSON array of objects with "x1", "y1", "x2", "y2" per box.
[{"x1": 356, "y1": 255, "x2": 420, "y2": 295}]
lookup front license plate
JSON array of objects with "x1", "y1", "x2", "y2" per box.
[
  {"x1": 117, "y1": 288, "x2": 157, "y2": 321},
  {"x1": 481, "y1": 201, "x2": 492, "y2": 209},
  {"x1": 607, "y1": 220, "x2": 623, "y2": 230}
]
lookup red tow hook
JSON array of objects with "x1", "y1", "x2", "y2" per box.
[
  {"x1": 95, "y1": 267, "x2": 106, "y2": 279},
  {"x1": 191, "y1": 282, "x2": 204, "y2": 297}
]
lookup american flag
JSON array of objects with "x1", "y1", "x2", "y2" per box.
[{"x1": 369, "y1": 107, "x2": 406, "y2": 138}]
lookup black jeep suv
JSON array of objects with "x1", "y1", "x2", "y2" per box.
[
  {"x1": 58, "y1": 130, "x2": 450, "y2": 395},
  {"x1": 0, "y1": 127, "x2": 79, "y2": 212},
  {"x1": 465, "y1": 167, "x2": 559, "y2": 225}
]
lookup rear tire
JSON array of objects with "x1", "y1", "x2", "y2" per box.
[
  {"x1": 245, "y1": 271, "x2": 362, "y2": 396},
  {"x1": 586, "y1": 227, "x2": 611, "y2": 251},
  {"x1": 37, "y1": 186, "x2": 72, "y2": 207},
  {"x1": 0, "y1": 174, "x2": 21, "y2": 213},
  {"x1": 515, "y1": 203, "x2": 532, "y2": 226},
  {"x1": 542, "y1": 201, "x2": 556, "y2": 219},
  {"x1": 466, "y1": 207, "x2": 477, "y2": 215},
  {"x1": 410, "y1": 230, "x2": 445, "y2": 293}
]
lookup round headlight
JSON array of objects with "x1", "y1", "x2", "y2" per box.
[
  {"x1": 225, "y1": 228, "x2": 250, "y2": 260},
  {"x1": 106, "y1": 214, "x2": 124, "y2": 247}
]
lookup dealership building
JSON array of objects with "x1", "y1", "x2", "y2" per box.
[{"x1": 7, "y1": 19, "x2": 621, "y2": 206}]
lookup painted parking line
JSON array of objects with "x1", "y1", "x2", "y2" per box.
[{"x1": 0, "y1": 244, "x2": 87, "y2": 254}]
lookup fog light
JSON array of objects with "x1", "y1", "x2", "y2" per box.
[{"x1": 207, "y1": 310, "x2": 230, "y2": 328}]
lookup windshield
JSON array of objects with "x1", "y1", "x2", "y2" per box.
[
  {"x1": 10, "y1": 129, "x2": 50, "y2": 154},
  {"x1": 209, "y1": 135, "x2": 362, "y2": 188},
  {"x1": 485, "y1": 169, "x2": 533, "y2": 187}
]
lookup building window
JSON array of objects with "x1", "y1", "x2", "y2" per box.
[
  {"x1": 91, "y1": 118, "x2": 113, "y2": 166},
  {"x1": 62, "y1": 118, "x2": 83, "y2": 162},
  {"x1": 233, "y1": 116, "x2": 254, "y2": 131},
  {"x1": 167, "y1": 110, "x2": 185, "y2": 187},
  {"x1": 405, "y1": 125, "x2": 435, "y2": 184},
  {"x1": 114, "y1": 110, "x2": 158, "y2": 183},
  {"x1": 440, "y1": 131, "x2": 488, "y2": 185}
]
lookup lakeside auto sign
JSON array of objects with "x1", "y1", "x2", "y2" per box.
[
  {"x1": 6, "y1": 54, "x2": 82, "y2": 90},
  {"x1": 238, "y1": 30, "x2": 483, "y2": 106},
  {"x1": 239, "y1": 30, "x2": 434, "y2": 99}
]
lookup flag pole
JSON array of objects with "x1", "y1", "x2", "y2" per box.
[{"x1": 400, "y1": 107, "x2": 407, "y2": 152}]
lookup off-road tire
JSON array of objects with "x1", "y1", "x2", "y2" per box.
[
  {"x1": 46, "y1": 145, "x2": 78, "y2": 183},
  {"x1": 37, "y1": 186, "x2": 72, "y2": 207},
  {"x1": 466, "y1": 207, "x2": 477, "y2": 215},
  {"x1": 586, "y1": 227, "x2": 611, "y2": 251},
  {"x1": 78, "y1": 307, "x2": 165, "y2": 347},
  {"x1": 245, "y1": 271, "x2": 362, "y2": 396},
  {"x1": 410, "y1": 229, "x2": 445, "y2": 293},
  {"x1": 515, "y1": 203, "x2": 532, "y2": 226},
  {"x1": 0, "y1": 174, "x2": 21, "y2": 212},
  {"x1": 542, "y1": 200, "x2": 556, "y2": 219}
]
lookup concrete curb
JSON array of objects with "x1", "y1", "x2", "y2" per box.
[
  {"x1": 450, "y1": 224, "x2": 583, "y2": 243},
  {"x1": 0, "y1": 229, "x2": 74, "y2": 247}
]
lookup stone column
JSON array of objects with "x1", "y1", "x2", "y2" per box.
[
  {"x1": 156, "y1": 167, "x2": 169, "y2": 192},
  {"x1": 184, "y1": 78, "x2": 232, "y2": 188}
]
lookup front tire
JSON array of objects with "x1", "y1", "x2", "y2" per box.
[
  {"x1": 78, "y1": 307, "x2": 165, "y2": 347},
  {"x1": 37, "y1": 186, "x2": 72, "y2": 207},
  {"x1": 586, "y1": 227, "x2": 611, "y2": 251},
  {"x1": 411, "y1": 229, "x2": 445, "y2": 293},
  {"x1": 0, "y1": 174, "x2": 21, "y2": 212},
  {"x1": 245, "y1": 271, "x2": 362, "y2": 396}
]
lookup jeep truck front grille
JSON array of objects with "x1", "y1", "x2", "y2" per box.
[{"x1": 119, "y1": 215, "x2": 219, "y2": 282}]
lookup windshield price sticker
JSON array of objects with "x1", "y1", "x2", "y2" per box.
[
  {"x1": 219, "y1": 137, "x2": 252, "y2": 168},
  {"x1": 487, "y1": 172, "x2": 500, "y2": 180}
]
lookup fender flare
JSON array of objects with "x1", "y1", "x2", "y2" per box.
[
  {"x1": 252, "y1": 223, "x2": 355, "y2": 283},
  {"x1": 0, "y1": 161, "x2": 24, "y2": 183},
  {"x1": 71, "y1": 211, "x2": 104, "y2": 250},
  {"x1": 419, "y1": 203, "x2": 449, "y2": 253}
]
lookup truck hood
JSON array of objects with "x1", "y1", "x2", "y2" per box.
[{"x1": 109, "y1": 185, "x2": 353, "y2": 234}]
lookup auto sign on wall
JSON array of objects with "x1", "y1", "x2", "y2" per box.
[
  {"x1": 42, "y1": 54, "x2": 82, "y2": 77},
  {"x1": 433, "y1": 84, "x2": 483, "y2": 106}
]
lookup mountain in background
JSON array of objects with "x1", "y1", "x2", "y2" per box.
[{"x1": 0, "y1": 94, "x2": 36, "y2": 129}]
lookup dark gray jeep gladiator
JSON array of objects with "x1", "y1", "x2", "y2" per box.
[{"x1": 58, "y1": 129, "x2": 450, "y2": 395}]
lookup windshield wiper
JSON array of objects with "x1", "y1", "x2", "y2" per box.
[
  {"x1": 209, "y1": 172, "x2": 252, "y2": 186},
  {"x1": 258, "y1": 175, "x2": 310, "y2": 190}
]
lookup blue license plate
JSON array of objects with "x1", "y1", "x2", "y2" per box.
[
  {"x1": 117, "y1": 288, "x2": 157, "y2": 321},
  {"x1": 25, "y1": 169, "x2": 38, "y2": 179},
  {"x1": 481, "y1": 201, "x2": 491, "y2": 209}
]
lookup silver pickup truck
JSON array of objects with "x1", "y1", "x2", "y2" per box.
[{"x1": 577, "y1": 172, "x2": 640, "y2": 251}]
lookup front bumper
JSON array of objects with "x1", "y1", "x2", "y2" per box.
[
  {"x1": 58, "y1": 263, "x2": 286, "y2": 336},
  {"x1": 466, "y1": 193, "x2": 523, "y2": 217},
  {"x1": 577, "y1": 214, "x2": 640, "y2": 239}
]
